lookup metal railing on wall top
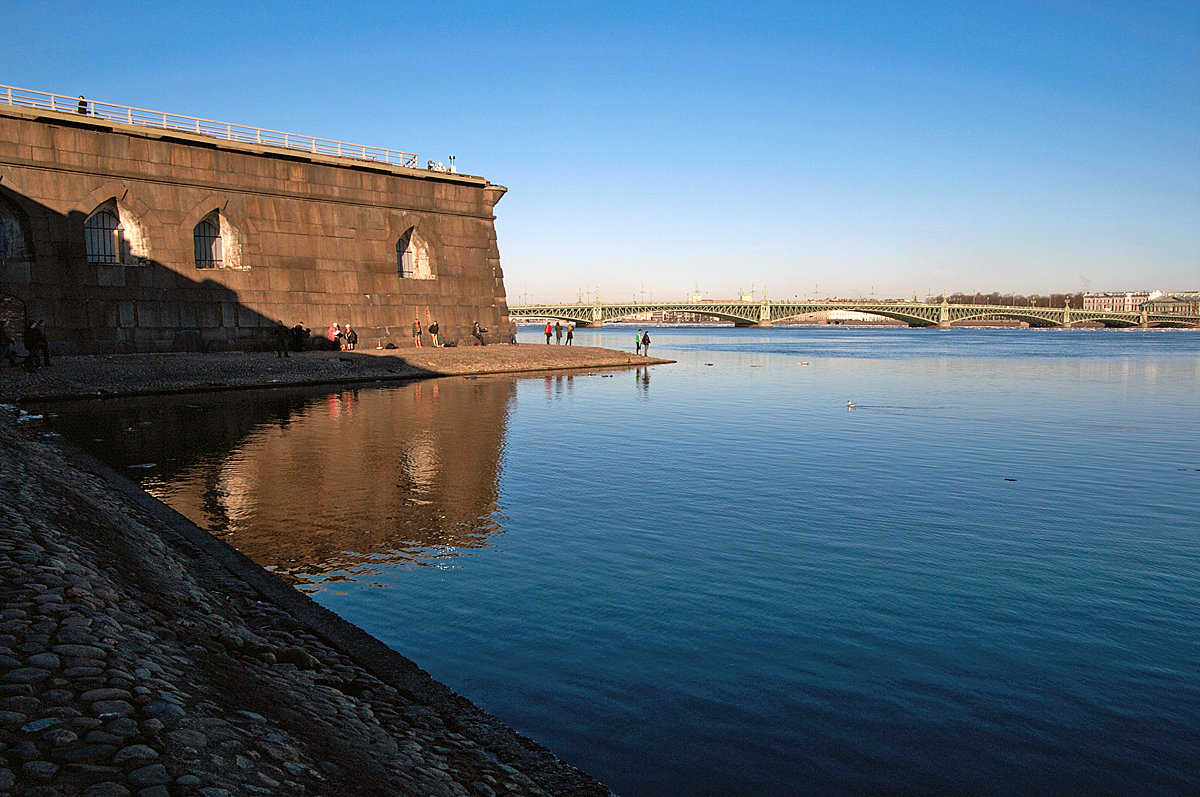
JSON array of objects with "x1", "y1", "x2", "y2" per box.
[{"x1": 1, "y1": 83, "x2": 420, "y2": 169}]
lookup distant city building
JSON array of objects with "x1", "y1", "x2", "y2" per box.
[
  {"x1": 1142, "y1": 293, "x2": 1200, "y2": 315},
  {"x1": 1082, "y1": 291, "x2": 1162, "y2": 312}
]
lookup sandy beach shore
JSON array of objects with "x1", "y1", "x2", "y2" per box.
[
  {"x1": 0, "y1": 345, "x2": 661, "y2": 795},
  {"x1": 2, "y1": 344, "x2": 672, "y2": 404}
]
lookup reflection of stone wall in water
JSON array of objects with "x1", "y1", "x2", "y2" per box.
[
  {"x1": 0, "y1": 105, "x2": 510, "y2": 352},
  {"x1": 132, "y1": 380, "x2": 517, "y2": 581}
]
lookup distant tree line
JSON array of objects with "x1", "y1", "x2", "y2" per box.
[{"x1": 924, "y1": 292, "x2": 1086, "y2": 308}]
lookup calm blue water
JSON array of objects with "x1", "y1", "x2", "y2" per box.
[{"x1": 51, "y1": 327, "x2": 1200, "y2": 795}]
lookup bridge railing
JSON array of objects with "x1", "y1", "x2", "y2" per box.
[
  {"x1": 0, "y1": 83, "x2": 420, "y2": 169},
  {"x1": 510, "y1": 300, "x2": 1199, "y2": 328}
]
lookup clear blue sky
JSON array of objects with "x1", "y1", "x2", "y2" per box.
[{"x1": 4, "y1": 1, "x2": 1197, "y2": 302}]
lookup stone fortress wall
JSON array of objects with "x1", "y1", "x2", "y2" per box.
[{"x1": 0, "y1": 103, "x2": 511, "y2": 353}]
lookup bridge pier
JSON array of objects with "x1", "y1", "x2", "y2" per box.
[
  {"x1": 577, "y1": 320, "x2": 604, "y2": 328},
  {"x1": 757, "y1": 298, "x2": 772, "y2": 328}
]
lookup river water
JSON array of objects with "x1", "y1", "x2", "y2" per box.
[{"x1": 48, "y1": 326, "x2": 1200, "y2": 795}]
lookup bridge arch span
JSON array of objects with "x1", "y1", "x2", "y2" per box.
[
  {"x1": 669, "y1": 308, "x2": 760, "y2": 326},
  {"x1": 1147, "y1": 318, "x2": 1198, "y2": 329},
  {"x1": 946, "y1": 309, "x2": 1057, "y2": 327},
  {"x1": 772, "y1": 309, "x2": 921, "y2": 326},
  {"x1": 780, "y1": 308, "x2": 939, "y2": 327},
  {"x1": 1076, "y1": 314, "x2": 1141, "y2": 328},
  {"x1": 514, "y1": 308, "x2": 594, "y2": 326}
]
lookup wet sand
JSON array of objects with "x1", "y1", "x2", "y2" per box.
[{"x1": 1, "y1": 344, "x2": 672, "y2": 403}]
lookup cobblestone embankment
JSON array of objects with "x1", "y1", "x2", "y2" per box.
[{"x1": 1, "y1": 348, "x2": 650, "y2": 795}]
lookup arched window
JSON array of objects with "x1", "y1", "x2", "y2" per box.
[
  {"x1": 397, "y1": 228, "x2": 432, "y2": 279},
  {"x1": 0, "y1": 195, "x2": 32, "y2": 264},
  {"x1": 84, "y1": 202, "x2": 122, "y2": 264},
  {"x1": 194, "y1": 212, "x2": 223, "y2": 269},
  {"x1": 397, "y1": 232, "x2": 414, "y2": 277}
]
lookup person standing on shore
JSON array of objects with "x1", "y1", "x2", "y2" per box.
[
  {"x1": 273, "y1": 321, "x2": 290, "y2": 358},
  {"x1": 566, "y1": 323, "x2": 574, "y2": 345},
  {"x1": 554, "y1": 321, "x2": 563, "y2": 344},
  {"x1": 429, "y1": 320, "x2": 439, "y2": 347},
  {"x1": 412, "y1": 318, "x2": 422, "y2": 348},
  {"x1": 635, "y1": 329, "x2": 642, "y2": 356},
  {"x1": 472, "y1": 321, "x2": 486, "y2": 346},
  {"x1": 544, "y1": 321, "x2": 552, "y2": 344},
  {"x1": 26, "y1": 320, "x2": 50, "y2": 366},
  {"x1": 641, "y1": 329, "x2": 651, "y2": 356},
  {"x1": 345, "y1": 325, "x2": 358, "y2": 350}
]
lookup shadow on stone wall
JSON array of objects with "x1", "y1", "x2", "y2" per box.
[{"x1": 0, "y1": 183, "x2": 281, "y2": 355}]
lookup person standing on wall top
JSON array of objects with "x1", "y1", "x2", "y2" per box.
[
  {"x1": 554, "y1": 321, "x2": 563, "y2": 344},
  {"x1": 412, "y1": 318, "x2": 422, "y2": 348},
  {"x1": 429, "y1": 320, "x2": 439, "y2": 347},
  {"x1": 566, "y1": 323, "x2": 574, "y2": 345},
  {"x1": 544, "y1": 321, "x2": 552, "y2": 344},
  {"x1": 77, "y1": 96, "x2": 87, "y2": 115},
  {"x1": 635, "y1": 329, "x2": 642, "y2": 356},
  {"x1": 26, "y1": 320, "x2": 50, "y2": 366}
]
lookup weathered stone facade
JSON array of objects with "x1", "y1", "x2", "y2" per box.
[{"x1": 0, "y1": 104, "x2": 510, "y2": 353}]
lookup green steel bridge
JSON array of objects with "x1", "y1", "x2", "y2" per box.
[{"x1": 509, "y1": 298, "x2": 1200, "y2": 329}]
